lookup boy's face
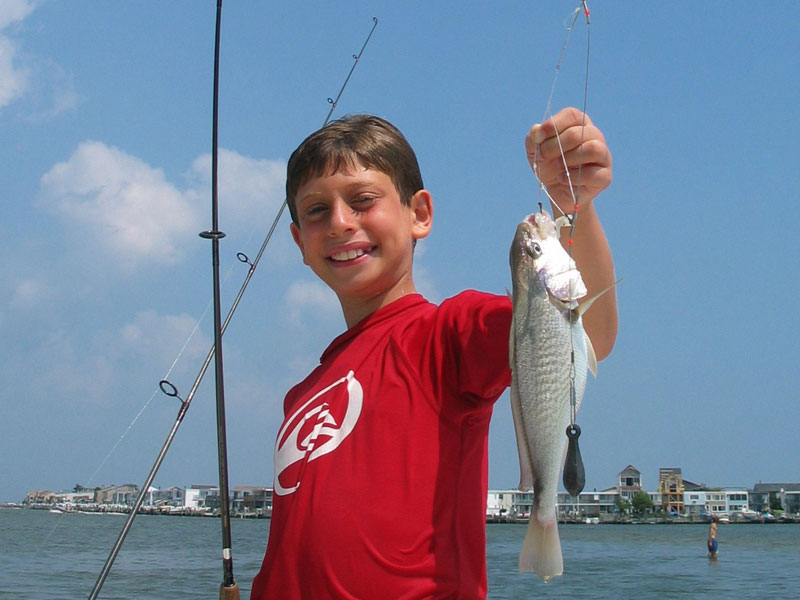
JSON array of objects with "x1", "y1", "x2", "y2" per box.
[{"x1": 290, "y1": 165, "x2": 432, "y2": 308}]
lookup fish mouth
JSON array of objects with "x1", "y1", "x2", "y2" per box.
[
  {"x1": 547, "y1": 292, "x2": 579, "y2": 312},
  {"x1": 544, "y1": 268, "x2": 587, "y2": 303}
]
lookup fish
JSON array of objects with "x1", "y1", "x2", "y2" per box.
[{"x1": 508, "y1": 209, "x2": 598, "y2": 582}]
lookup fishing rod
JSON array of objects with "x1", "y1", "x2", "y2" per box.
[
  {"x1": 199, "y1": 1, "x2": 239, "y2": 596},
  {"x1": 87, "y1": 12, "x2": 378, "y2": 599}
]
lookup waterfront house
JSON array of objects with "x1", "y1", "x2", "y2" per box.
[
  {"x1": 557, "y1": 489, "x2": 619, "y2": 519},
  {"x1": 233, "y1": 486, "x2": 273, "y2": 515},
  {"x1": 23, "y1": 490, "x2": 55, "y2": 505},
  {"x1": 184, "y1": 487, "x2": 202, "y2": 510},
  {"x1": 785, "y1": 489, "x2": 800, "y2": 514},
  {"x1": 751, "y1": 483, "x2": 800, "y2": 514},
  {"x1": 189, "y1": 484, "x2": 220, "y2": 510},
  {"x1": 486, "y1": 490, "x2": 514, "y2": 521},
  {"x1": 149, "y1": 486, "x2": 185, "y2": 508},
  {"x1": 53, "y1": 490, "x2": 95, "y2": 506},
  {"x1": 724, "y1": 489, "x2": 749, "y2": 514},
  {"x1": 683, "y1": 490, "x2": 707, "y2": 516},
  {"x1": 704, "y1": 490, "x2": 726, "y2": 517},
  {"x1": 658, "y1": 468, "x2": 685, "y2": 514},
  {"x1": 486, "y1": 489, "x2": 532, "y2": 521},
  {"x1": 94, "y1": 484, "x2": 138, "y2": 506},
  {"x1": 617, "y1": 465, "x2": 643, "y2": 503}
]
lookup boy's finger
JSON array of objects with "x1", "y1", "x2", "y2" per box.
[{"x1": 534, "y1": 108, "x2": 594, "y2": 144}]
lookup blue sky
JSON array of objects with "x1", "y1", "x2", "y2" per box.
[{"x1": 1, "y1": 0, "x2": 799, "y2": 503}]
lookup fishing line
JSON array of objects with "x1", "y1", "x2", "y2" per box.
[
  {"x1": 535, "y1": 3, "x2": 585, "y2": 218},
  {"x1": 224, "y1": 15, "x2": 381, "y2": 304},
  {"x1": 74, "y1": 245, "x2": 243, "y2": 493},
  {"x1": 533, "y1": 1, "x2": 591, "y2": 498},
  {"x1": 564, "y1": 0, "x2": 591, "y2": 499},
  {"x1": 86, "y1": 13, "x2": 379, "y2": 600},
  {"x1": 14, "y1": 298, "x2": 217, "y2": 583}
]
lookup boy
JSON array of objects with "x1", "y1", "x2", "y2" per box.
[
  {"x1": 708, "y1": 515, "x2": 719, "y2": 558},
  {"x1": 251, "y1": 108, "x2": 617, "y2": 599}
]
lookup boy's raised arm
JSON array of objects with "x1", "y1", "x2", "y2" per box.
[{"x1": 526, "y1": 107, "x2": 618, "y2": 360}]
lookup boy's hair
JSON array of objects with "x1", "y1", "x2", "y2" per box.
[{"x1": 286, "y1": 114, "x2": 424, "y2": 224}]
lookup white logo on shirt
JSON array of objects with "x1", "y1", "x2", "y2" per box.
[{"x1": 273, "y1": 370, "x2": 363, "y2": 496}]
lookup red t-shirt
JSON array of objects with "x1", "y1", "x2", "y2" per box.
[{"x1": 250, "y1": 291, "x2": 512, "y2": 599}]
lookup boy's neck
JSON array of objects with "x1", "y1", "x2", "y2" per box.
[{"x1": 340, "y1": 284, "x2": 417, "y2": 328}]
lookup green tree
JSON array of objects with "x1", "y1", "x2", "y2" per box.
[
  {"x1": 616, "y1": 497, "x2": 631, "y2": 515},
  {"x1": 769, "y1": 495, "x2": 783, "y2": 512},
  {"x1": 631, "y1": 491, "x2": 653, "y2": 514}
]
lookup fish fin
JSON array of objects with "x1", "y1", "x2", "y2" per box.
[
  {"x1": 574, "y1": 277, "x2": 622, "y2": 319},
  {"x1": 585, "y1": 330, "x2": 598, "y2": 377},
  {"x1": 508, "y1": 311, "x2": 515, "y2": 369},
  {"x1": 510, "y1": 382, "x2": 534, "y2": 491},
  {"x1": 519, "y1": 517, "x2": 564, "y2": 582},
  {"x1": 509, "y1": 313, "x2": 534, "y2": 490}
]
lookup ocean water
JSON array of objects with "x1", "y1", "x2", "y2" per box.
[{"x1": 1, "y1": 508, "x2": 798, "y2": 599}]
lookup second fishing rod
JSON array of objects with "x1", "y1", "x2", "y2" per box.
[{"x1": 87, "y1": 11, "x2": 378, "y2": 599}]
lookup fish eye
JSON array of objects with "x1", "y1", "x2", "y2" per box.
[{"x1": 525, "y1": 240, "x2": 542, "y2": 258}]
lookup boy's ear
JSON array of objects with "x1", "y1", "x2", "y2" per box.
[
  {"x1": 290, "y1": 222, "x2": 309, "y2": 265},
  {"x1": 409, "y1": 189, "x2": 433, "y2": 240}
]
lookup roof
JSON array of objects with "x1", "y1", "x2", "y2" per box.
[
  {"x1": 618, "y1": 465, "x2": 640, "y2": 475},
  {"x1": 753, "y1": 483, "x2": 800, "y2": 493},
  {"x1": 659, "y1": 467, "x2": 682, "y2": 478}
]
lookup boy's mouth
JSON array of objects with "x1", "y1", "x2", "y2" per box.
[{"x1": 329, "y1": 247, "x2": 373, "y2": 262}]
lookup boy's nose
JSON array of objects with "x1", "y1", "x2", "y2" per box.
[{"x1": 328, "y1": 200, "x2": 356, "y2": 235}]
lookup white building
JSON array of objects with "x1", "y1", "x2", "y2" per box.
[
  {"x1": 725, "y1": 489, "x2": 749, "y2": 514},
  {"x1": 683, "y1": 490, "x2": 707, "y2": 515},
  {"x1": 487, "y1": 489, "x2": 532, "y2": 520},
  {"x1": 184, "y1": 487, "x2": 202, "y2": 509}
]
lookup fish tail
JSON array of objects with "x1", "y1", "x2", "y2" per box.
[{"x1": 519, "y1": 516, "x2": 563, "y2": 582}]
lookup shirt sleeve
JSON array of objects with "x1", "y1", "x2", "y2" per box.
[{"x1": 439, "y1": 290, "x2": 512, "y2": 405}]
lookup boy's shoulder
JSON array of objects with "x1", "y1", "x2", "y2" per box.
[
  {"x1": 335, "y1": 289, "x2": 510, "y2": 357},
  {"x1": 282, "y1": 289, "x2": 511, "y2": 414},
  {"x1": 312, "y1": 290, "x2": 509, "y2": 366}
]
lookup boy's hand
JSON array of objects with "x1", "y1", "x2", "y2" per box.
[{"x1": 526, "y1": 107, "x2": 612, "y2": 215}]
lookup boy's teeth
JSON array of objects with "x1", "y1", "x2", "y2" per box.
[{"x1": 331, "y1": 248, "x2": 365, "y2": 261}]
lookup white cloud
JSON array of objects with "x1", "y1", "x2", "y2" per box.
[
  {"x1": 23, "y1": 57, "x2": 81, "y2": 120},
  {"x1": 13, "y1": 310, "x2": 213, "y2": 408},
  {"x1": 0, "y1": 31, "x2": 29, "y2": 108},
  {"x1": 0, "y1": 0, "x2": 36, "y2": 30},
  {"x1": 118, "y1": 310, "x2": 211, "y2": 373},
  {"x1": 185, "y1": 149, "x2": 286, "y2": 239},
  {"x1": 411, "y1": 242, "x2": 441, "y2": 303},
  {"x1": 0, "y1": 1, "x2": 80, "y2": 117},
  {"x1": 39, "y1": 140, "x2": 204, "y2": 269},
  {"x1": 9, "y1": 277, "x2": 51, "y2": 309},
  {"x1": 37, "y1": 141, "x2": 288, "y2": 275},
  {"x1": 284, "y1": 279, "x2": 340, "y2": 326}
]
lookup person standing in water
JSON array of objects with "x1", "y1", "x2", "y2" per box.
[{"x1": 708, "y1": 515, "x2": 719, "y2": 559}]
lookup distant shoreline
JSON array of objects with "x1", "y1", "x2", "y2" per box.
[{"x1": 5, "y1": 503, "x2": 798, "y2": 525}]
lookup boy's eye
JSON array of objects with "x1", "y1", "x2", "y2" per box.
[
  {"x1": 351, "y1": 195, "x2": 376, "y2": 209},
  {"x1": 301, "y1": 204, "x2": 328, "y2": 220}
]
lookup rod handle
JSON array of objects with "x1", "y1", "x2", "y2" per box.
[{"x1": 219, "y1": 582, "x2": 240, "y2": 600}]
